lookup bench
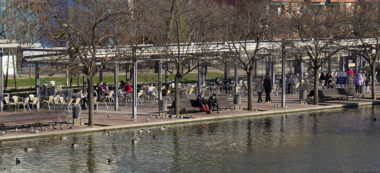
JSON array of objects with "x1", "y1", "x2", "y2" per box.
[{"x1": 307, "y1": 88, "x2": 354, "y2": 102}]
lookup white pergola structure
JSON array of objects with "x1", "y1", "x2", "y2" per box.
[{"x1": 2, "y1": 38, "x2": 372, "y2": 119}]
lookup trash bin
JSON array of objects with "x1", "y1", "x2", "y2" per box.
[
  {"x1": 161, "y1": 97, "x2": 168, "y2": 112},
  {"x1": 299, "y1": 89, "x2": 307, "y2": 100},
  {"x1": 234, "y1": 95, "x2": 241, "y2": 105},
  {"x1": 72, "y1": 106, "x2": 81, "y2": 119},
  {"x1": 361, "y1": 85, "x2": 365, "y2": 94}
]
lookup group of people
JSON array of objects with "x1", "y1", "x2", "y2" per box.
[
  {"x1": 119, "y1": 80, "x2": 133, "y2": 94},
  {"x1": 95, "y1": 82, "x2": 110, "y2": 99},
  {"x1": 320, "y1": 72, "x2": 333, "y2": 88},
  {"x1": 255, "y1": 77, "x2": 272, "y2": 103},
  {"x1": 352, "y1": 70, "x2": 370, "y2": 94},
  {"x1": 196, "y1": 92, "x2": 220, "y2": 114}
]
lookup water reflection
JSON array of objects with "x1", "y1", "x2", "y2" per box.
[
  {"x1": 1, "y1": 106, "x2": 380, "y2": 172},
  {"x1": 87, "y1": 135, "x2": 95, "y2": 173}
]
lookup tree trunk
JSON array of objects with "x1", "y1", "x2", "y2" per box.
[
  {"x1": 77, "y1": 76, "x2": 80, "y2": 86},
  {"x1": 70, "y1": 74, "x2": 73, "y2": 87},
  {"x1": 313, "y1": 68, "x2": 319, "y2": 105},
  {"x1": 247, "y1": 67, "x2": 254, "y2": 111},
  {"x1": 175, "y1": 74, "x2": 180, "y2": 116},
  {"x1": 87, "y1": 76, "x2": 95, "y2": 126},
  {"x1": 372, "y1": 67, "x2": 376, "y2": 100}
]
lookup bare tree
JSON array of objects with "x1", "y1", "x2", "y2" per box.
[
  {"x1": 31, "y1": 0, "x2": 131, "y2": 126},
  {"x1": 350, "y1": 1, "x2": 380, "y2": 100},
  {"x1": 146, "y1": 0, "x2": 221, "y2": 116},
  {"x1": 219, "y1": 0, "x2": 275, "y2": 111},
  {"x1": 289, "y1": 5, "x2": 351, "y2": 105}
]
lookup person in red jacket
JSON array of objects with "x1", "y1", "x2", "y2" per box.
[{"x1": 125, "y1": 80, "x2": 132, "y2": 93}]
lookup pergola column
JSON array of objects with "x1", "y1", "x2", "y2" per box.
[
  {"x1": 35, "y1": 63, "x2": 40, "y2": 110},
  {"x1": 165, "y1": 61, "x2": 169, "y2": 85},
  {"x1": 99, "y1": 67, "x2": 103, "y2": 82},
  {"x1": 254, "y1": 62, "x2": 257, "y2": 79},
  {"x1": 345, "y1": 57, "x2": 349, "y2": 71},
  {"x1": 234, "y1": 63, "x2": 238, "y2": 95},
  {"x1": 289, "y1": 61, "x2": 293, "y2": 74},
  {"x1": 83, "y1": 76, "x2": 87, "y2": 94},
  {"x1": 132, "y1": 48, "x2": 137, "y2": 120},
  {"x1": 114, "y1": 61, "x2": 119, "y2": 111},
  {"x1": 125, "y1": 63, "x2": 130, "y2": 82},
  {"x1": 271, "y1": 56, "x2": 275, "y2": 86},
  {"x1": 266, "y1": 56, "x2": 271, "y2": 77},
  {"x1": 354, "y1": 55, "x2": 359, "y2": 73},
  {"x1": 327, "y1": 57, "x2": 332, "y2": 73},
  {"x1": 224, "y1": 64, "x2": 229, "y2": 84},
  {"x1": 66, "y1": 69, "x2": 69, "y2": 87},
  {"x1": 197, "y1": 59, "x2": 202, "y2": 95},
  {"x1": 281, "y1": 41, "x2": 286, "y2": 108},
  {"x1": 299, "y1": 59, "x2": 306, "y2": 102},
  {"x1": 0, "y1": 51, "x2": 3, "y2": 112},
  {"x1": 157, "y1": 60, "x2": 162, "y2": 112},
  {"x1": 339, "y1": 56, "x2": 344, "y2": 71},
  {"x1": 203, "y1": 65, "x2": 207, "y2": 85}
]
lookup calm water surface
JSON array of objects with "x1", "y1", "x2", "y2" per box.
[{"x1": 1, "y1": 106, "x2": 380, "y2": 173}]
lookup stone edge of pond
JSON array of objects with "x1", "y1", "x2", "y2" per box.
[{"x1": 1, "y1": 101, "x2": 379, "y2": 142}]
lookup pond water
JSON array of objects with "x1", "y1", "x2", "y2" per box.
[{"x1": 1, "y1": 106, "x2": 380, "y2": 173}]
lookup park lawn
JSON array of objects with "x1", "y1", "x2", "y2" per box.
[{"x1": 4, "y1": 72, "x2": 223, "y2": 88}]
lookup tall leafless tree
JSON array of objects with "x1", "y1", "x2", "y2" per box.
[
  {"x1": 219, "y1": 0, "x2": 275, "y2": 111},
  {"x1": 31, "y1": 0, "x2": 131, "y2": 126},
  {"x1": 350, "y1": 1, "x2": 380, "y2": 100},
  {"x1": 289, "y1": 5, "x2": 351, "y2": 105},
  {"x1": 146, "y1": 0, "x2": 221, "y2": 116}
]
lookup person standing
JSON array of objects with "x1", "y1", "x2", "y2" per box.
[
  {"x1": 208, "y1": 93, "x2": 220, "y2": 113},
  {"x1": 264, "y1": 76, "x2": 272, "y2": 103},
  {"x1": 354, "y1": 70, "x2": 363, "y2": 94},
  {"x1": 365, "y1": 73, "x2": 370, "y2": 94},
  {"x1": 255, "y1": 79, "x2": 264, "y2": 103}
]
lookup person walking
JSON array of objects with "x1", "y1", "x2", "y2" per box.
[{"x1": 264, "y1": 76, "x2": 272, "y2": 103}]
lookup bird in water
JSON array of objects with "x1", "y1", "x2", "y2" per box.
[
  {"x1": 107, "y1": 159, "x2": 117, "y2": 164},
  {"x1": 24, "y1": 148, "x2": 33, "y2": 152},
  {"x1": 160, "y1": 126, "x2": 166, "y2": 131},
  {"x1": 132, "y1": 137, "x2": 141, "y2": 144},
  {"x1": 72, "y1": 144, "x2": 79, "y2": 148},
  {"x1": 139, "y1": 129, "x2": 143, "y2": 134},
  {"x1": 15, "y1": 158, "x2": 20, "y2": 165},
  {"x1": 147, "y1": 129, "x2": 151, "y2": 133},
  {"x1": 373, "y1": 117, "x2": 377, "y2": 121},
  {"x1": 107, "y1": 114, "x2": 111, "y2": 118},
  {"x1": 60, "y1": 136, "x2": 68, "y2": 140}
]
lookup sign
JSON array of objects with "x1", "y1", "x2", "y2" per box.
[{"x1": 337, "y1": 71, "x2": 347, "y2": 78}]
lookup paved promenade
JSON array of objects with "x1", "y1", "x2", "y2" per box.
[{"x1": 0, "y1": 92, "x2": 379, "y2": 141}]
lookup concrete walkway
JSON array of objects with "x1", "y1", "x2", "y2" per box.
[{"x1": 0, "y1": 92, "x2": 379, "y2": 142}]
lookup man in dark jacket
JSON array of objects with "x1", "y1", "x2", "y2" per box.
[
  {"x1": 264, "y1": 77, "x2": 272, "y2": 103},
  {"x1": 208, "y1": 93, "x2": 220, "y2": 113}
]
